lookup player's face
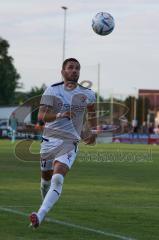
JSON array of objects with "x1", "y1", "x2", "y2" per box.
[{"x1": 62, "y1": 61, "x2": 80, "y2": 83}]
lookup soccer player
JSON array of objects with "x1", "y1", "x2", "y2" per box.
[{"x1": 29, "y1": 58, "x2": 97, "y2": 228}]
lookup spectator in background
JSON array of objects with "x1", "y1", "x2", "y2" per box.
[
  {"x1": 148, "y1": 123, "x2": 154, "y2": 135},
  {"x1": 9, "y1": 112, "x2": 18, "y2": 143},
  {"x1": 141, "y1": 121, "x2": 148, "y2": 134}
]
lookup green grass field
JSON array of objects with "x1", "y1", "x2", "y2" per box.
[{"x1": 0, "y1": 140, "x2": 159, "y2": 240}]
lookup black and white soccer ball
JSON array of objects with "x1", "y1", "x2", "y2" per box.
[{"x1": 92, "y1": 12, "x2": 115, "y2": 36}]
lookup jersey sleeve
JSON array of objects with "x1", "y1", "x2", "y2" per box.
[
  {"x1": 87, "y1": 91, "x2": 96, "y2": 105},
  {"x1": 40, "y1": 86, "x2": 54, "y2": 106}
]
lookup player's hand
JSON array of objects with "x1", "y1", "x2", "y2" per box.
[{"x1": 83, "y1": 133, "x2": 97, "y2": 145}]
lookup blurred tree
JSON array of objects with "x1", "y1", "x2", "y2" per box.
[
  {"x1": 0, "y1": 37, "x2": 21, "y2": 105},
  {"x1": 95, "y1": 92, "x2": 104, "y2": 102},
  {"x1": 136, "y1": 96, "x2": 150, "y2": 126},
  {"x1": 125, "y1": 96, "x2": 150, "y2": 126},
  {"x1": 14, "y1": 91, "x2": 28, "y2": 105},
  {"x1": 26, "y1": 84, "x2": 46, "y2": 124},
  {"x1": 125, "y1": 96, "x2": 134, "y2": 123},
  {"x1": 27, "y1": 84, "x2": 46, "y2": 98}
]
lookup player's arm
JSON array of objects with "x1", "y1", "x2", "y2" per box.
[
  {"x1": 84, "y1": 103, "x2": 97, "y2": 145},
  {"x1": 38, "y1": 105, "x2": 75, "y2": 122}
]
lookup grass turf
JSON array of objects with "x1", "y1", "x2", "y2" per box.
[{"x1": 0, "y1": 140, "x2": 159, "y2": 240}]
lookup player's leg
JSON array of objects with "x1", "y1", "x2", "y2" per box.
[
  {"x1": 30, "y1": 143, "x2": 78, "y2": 228},
  {"x1": 29, "y1": 160, "x2": 54, "y2": 228},
  {"x1": 36, "y1": 161, "x2": 68, "y2": 224},
  {"x1": 40, "y1": 159, "x2": 54, "y2": 200},
  {"x1": 30, "y1": 161, "x2": 68, "y2": 228},
  {"x1": 41, "y1": 170, "x2": 53, "y2": 200},
  {"x1": 39, "y1": 137, "x2": 65, "y2": 199}
]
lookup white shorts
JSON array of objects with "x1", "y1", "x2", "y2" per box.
[{"x1": 40, "y1": 137, "x2": 78, "y2": 171}]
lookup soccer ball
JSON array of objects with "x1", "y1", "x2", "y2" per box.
[{"x1": 92, "y1": 12, "x2": 115, "y2": 36}]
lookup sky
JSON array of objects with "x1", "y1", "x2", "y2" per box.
[{"x1": 0, "y1": 0, "x2": 159, "y2": 99}]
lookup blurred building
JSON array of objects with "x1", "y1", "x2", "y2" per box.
[
  {"x1": 0, "y1": 106, "x2": 31, "y2": 123},
  {"x1": 139, "y1": 89, "x2": 159, "y2": 125}
]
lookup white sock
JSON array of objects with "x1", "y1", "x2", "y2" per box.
[
  {"x1": 40, "y1": 178, "x2": 51, "y2": 200},
  {"x1": 37, "y1": 174, "x2": 64, "y2": 223}
]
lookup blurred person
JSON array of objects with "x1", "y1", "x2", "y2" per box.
[
  {"x1": 141, "y1": 121, "x2": 148, "y2": 134},
  {"x1": 148, "y1": 123, "x2": 154, "y2": 135},
  {"x1": 9, "y1": 112, "x2": 18, "y2": 143}
]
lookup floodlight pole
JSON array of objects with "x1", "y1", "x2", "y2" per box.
[
  {"x1": 110, "y1": 91, "x2": 113, "y2": 125},
  {"x1": 97, "y1": 63, "x2": 100, "y2": 129},
  {"x1": 134, "y1": 97, "x2": 137, "y2": 120},
  {"x1": 61, "y1": 6, "x2": 68, "y2": 62},
  {"x1": 133, "y1": 87, "x2": 137, "y2": 121}
]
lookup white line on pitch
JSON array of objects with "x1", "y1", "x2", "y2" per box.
[{"x1": 0, "y1": 207, "x2": 137, "y2": 240}]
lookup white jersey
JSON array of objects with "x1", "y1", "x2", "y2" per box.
[{"x1": 40, "y1": 81, "x2": 96, "y2": 141}]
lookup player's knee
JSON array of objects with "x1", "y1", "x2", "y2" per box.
[
  {"x1": 42, "y1": 170, "x2": 53, "y2": 181},
  {"x1": 52, "y1": 173, "x2": 64, "y2": 186},
  {"x1": 51, "y1": 173, "x2": 64, "y2": 195}
]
